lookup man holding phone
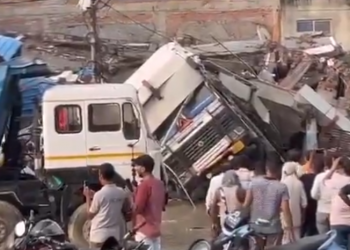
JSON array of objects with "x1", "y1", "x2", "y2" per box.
[{"x1": 84, "y1": 163, "x2": 132, "y2": 247}]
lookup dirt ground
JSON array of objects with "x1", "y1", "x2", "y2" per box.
[{"x1": 162, "y1": 201, "x2": 210, "y2": 250}]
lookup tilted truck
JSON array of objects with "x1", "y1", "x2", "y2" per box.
[
  {"x1": 0, "y1": 36, "x2": 166, "y2": 248},
  {"x1": 124, "y1": 42, "x2": 272, "y2": 200}
]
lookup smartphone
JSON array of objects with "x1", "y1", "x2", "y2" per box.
[{"x1": 83, "y1": 180, "x2": 87, "y2": 188}]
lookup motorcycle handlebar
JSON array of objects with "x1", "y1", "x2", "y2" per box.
[
  {"x1": 123, "y1": 221, "x2": 147, "y2": 240},
  {"x1": 133, "y1": 221, "x2": 146, "y2": 232}
]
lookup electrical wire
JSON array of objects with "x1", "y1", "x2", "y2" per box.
[
  {"x1": 97, "y1": 1, "x2": 215, "y2": 45},
  {"x1": 99, "y1": 1, "x2": 174, "y2": 42}
]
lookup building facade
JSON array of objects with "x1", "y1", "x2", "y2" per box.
[
  {"x1": 281, "y1": 0, "x2": 350, "y2": 50},
  {"x1": 0, "y1": 0, "x2": 278, "y2": 43},
  {"x1": 0, "y1": 0, "x2": 349, "y2": 49}
]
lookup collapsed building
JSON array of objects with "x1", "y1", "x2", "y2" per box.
[{"x1": 206, "y1": 34, "x2": 350, "y2": 155}]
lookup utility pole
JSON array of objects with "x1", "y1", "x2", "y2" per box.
[{"x1": 81, "y1": 0, "x2": 102, "y2": 83}]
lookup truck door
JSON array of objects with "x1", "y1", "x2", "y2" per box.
[
  {"x1": 44, "y1": 103, "x2": 87, "y2": 170},
  {"x1": 84, "y1": 100, "x2": 144, "y2": 179}
]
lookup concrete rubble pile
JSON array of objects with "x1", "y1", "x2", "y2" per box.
[{"x1": 195, "y1": 33, "x2": 350, "y2": 155}]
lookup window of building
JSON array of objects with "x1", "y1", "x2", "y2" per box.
[
  {"x1": 296, "y1": 19, "x2": 331, "y2": 35},
  {"x1": 88, "y1": 103, "x2": 121, "y2": 132},
  {"x1": 122, "y1": 103, "x2": 140, "y2": 140},
  {"x1": 54, "y1": 105, "x2": 82, "y2": 134}
]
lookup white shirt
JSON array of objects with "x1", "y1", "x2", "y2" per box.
[
  {"x1": 281, "y1": 175, "x2": 307, "y2": 228},
  {"x1": 205, "y1": 173, "x2": 224, "y2": 211},
  {"x1": 311, "y1": 170, "x2": 332, "y2": 213},
  {"x1": 89, "y1": 184, "x2": 127, "y2": 243}
]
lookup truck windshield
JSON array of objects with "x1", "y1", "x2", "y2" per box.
[
  {"x1": 182, "y1": 86, "x2": 214, "y2": 119},
  {"x1": 154, "y1": 85, "x2": 215, "y2": 141}
]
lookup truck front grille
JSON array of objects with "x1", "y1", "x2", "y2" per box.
[{"x1": 164, "y1": 106, "x2": 244, "y2": 179}]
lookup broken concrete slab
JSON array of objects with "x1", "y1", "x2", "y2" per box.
[{"x1": 189, "y1": 40, "x2": 266, "y2": 56}]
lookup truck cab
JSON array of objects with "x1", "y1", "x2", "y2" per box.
[{"x1": 41, "y1": 83, "x2": 162, "y2": 183}]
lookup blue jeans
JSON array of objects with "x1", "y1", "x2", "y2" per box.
[
  {"x1": 331, "y1": 225, "x2": 350, "y2": 249},
  {"x1": 142, "y1": 237, "x2": 161, "y2": 250}
]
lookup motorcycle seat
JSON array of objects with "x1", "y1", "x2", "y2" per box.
[{"x1": 267, "y1": 234, "x2": 330, "y2": 250}]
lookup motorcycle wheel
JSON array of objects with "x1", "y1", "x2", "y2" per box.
[
  {"x1": 0, "y1": 201, "x2": 22, "y2": 244},
  {"x1": 187, "y1": 239, "x2": 211, "y2": 250},
  {"x1": 68, "y1": 204, "x2": 90, "y2": 248}
]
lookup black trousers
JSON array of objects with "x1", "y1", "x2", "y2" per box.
[{"x1": 301, "y1": 218, "x2": 318, "y2": 237}]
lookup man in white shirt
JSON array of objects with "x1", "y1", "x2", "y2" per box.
[
  {"x1": 282, "y1": 149, "x2": 304, "y2": 178},
  {"x1": 205, "y1": 172, "x2": 224, "y2": 212},
  {"x1": 205, "y1": 156, "x2": 237, "y2": 212},
  {"x1": 310, "y1": 155, "x2": 333, "y2": 234},
  {"x1": 234, "y1": 155, "x2": 253, "y2": 189},
  {"x1": 205, "y1": 155, "x2": 253, "y2": 212},
  {"x1": 84, "y1": 163, "x2": 132, "y2": 247}
]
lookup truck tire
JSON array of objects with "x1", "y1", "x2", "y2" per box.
[
  {"x1": 68, "y1": 204, "x2": 90, "y2": 248},
  {"x1": 0, "y1": 201, "x2": 22, "y2": 244}
]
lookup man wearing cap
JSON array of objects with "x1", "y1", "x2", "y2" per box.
[
  {"x1": 133, "y1": 154, "x2": 166, "y2": 250},
  {"x1": 83, "y1": 163, "x2": 132, "y2": 247}
]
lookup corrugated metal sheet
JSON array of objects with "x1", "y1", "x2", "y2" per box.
[
  {"x1": 0, "y1": 35, "x2": 22, "y2": 61},
  {"x1": 0, "y1": 36, "x2": 57, "y2": 117},
  {"x1": 19, "y1": 77, "x2": 56, "y2": 117}
]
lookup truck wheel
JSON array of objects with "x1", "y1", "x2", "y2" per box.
[
  {"x1": 68, "y1": 204, "x2": 90, "y2": 248},
  {"x1": 0, "y1": 201, "x2": 22, "y2": 244}
]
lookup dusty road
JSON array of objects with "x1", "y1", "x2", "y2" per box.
[{"x1": 162, "y1": 201, "x2": 210, "y2": 250}]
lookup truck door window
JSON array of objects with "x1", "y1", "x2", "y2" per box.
[
  {"x1": 54, "y1": 105, "x2": 82, "y2": 134},
  {"x1": 88, "y1": 103, "x2": 121, "y2": 132},
  {"x1": 122, "y1": 103, "x2": 140, "y2": 140}
]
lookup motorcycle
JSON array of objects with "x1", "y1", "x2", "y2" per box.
[
  {"x1": 7, "y1": 210, "x2": 76, "y2": 250},
  {"x1": 100, "y1": 222, "x2": 150, "y2": 250},
  {"x1": 188, "y1": 210, "x2": 344, "y2": 250}
]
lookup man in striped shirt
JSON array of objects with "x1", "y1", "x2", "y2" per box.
[{"x1": 244, "y1": 159, "x2": 295, "y2": 247}]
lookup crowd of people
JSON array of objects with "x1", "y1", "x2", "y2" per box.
[
  {"x1": 79, "y1": 149, "x2": 350, "y2": 250},
  {"x1": 206, "y1": 150, "x2": 350, "y2": 249}
]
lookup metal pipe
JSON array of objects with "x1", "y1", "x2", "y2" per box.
[{"x1": 163, "y1": 163, "x2": 196, "y2": 210}]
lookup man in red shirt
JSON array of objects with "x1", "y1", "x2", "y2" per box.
[{"x1": 133, "y1": 155, "x2": 166, "y2": 250}]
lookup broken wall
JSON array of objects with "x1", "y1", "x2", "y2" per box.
[
  {"x1": 281, "y1": 0, "x2": 350, "y2": 50},
  {"x1": 0, "y1": 0, "x2": 278, "y2": 43}
]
